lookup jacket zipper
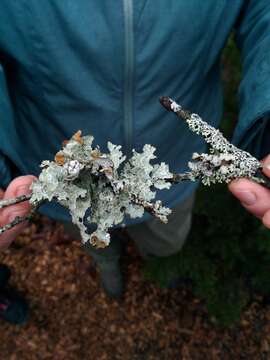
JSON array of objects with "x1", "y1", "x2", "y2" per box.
[{"x1": 123, "y1": 0, "x2": 134, "y2": 156}]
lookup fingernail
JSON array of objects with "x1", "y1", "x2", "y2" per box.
[
  {"x1": 263, "y1": 163, "x2": 270, "y2": 170},
  {"x1": 234, "y1": 190, "x2": 257, "y2": 206},
  {"x1": 16, "y1": 185, "x2": 31, "y2": 197},
  {"x1": 264, "y1": 212, "x2": 270, "y2": 227}
]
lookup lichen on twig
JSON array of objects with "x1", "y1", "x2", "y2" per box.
[
  {"x1": 0, "y1": 205, "x2": 38, "y2": 235},
  {"x1": 0, "y1": 131, "x2": 172, "y2": 248},
  {"x1": 160, "y1": 96, "x2": 270, "y2": 188},
  {"x1": 0, "y1": 194, "x2": 32, "y2": 210},
  {"x1": 0, "y1": 99, "x2": 269, "y2": 248}
]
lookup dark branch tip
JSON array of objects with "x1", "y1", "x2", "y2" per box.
[{"x1": 159, "y1": 96, "x2": 173, "y2": 112}]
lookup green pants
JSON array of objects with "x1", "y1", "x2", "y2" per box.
[{"x1": 63, "y1": 193, "x2": 195, "y2": 268}]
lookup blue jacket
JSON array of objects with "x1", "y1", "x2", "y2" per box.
[{"x1": 0, "y1": 1, "x2": 269, "y2": 223}]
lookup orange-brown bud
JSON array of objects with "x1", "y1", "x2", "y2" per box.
[
  {"x1": 72, "y1": 130, "x2": 84, "y2": 145},
  {"x1": 55, "y1": 152, "x2": 66, "y2": 165}
]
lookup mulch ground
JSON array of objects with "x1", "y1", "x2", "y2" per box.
[{"x1": 0, "y1": 217, "x2": 270, "y2": 360}]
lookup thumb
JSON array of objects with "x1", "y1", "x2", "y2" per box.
[
  {"x1": 228, "y1": 178, "x2": 270, "y2": 219},
  {"x1": 228, "y1": 154, "x2": 270, "y2": 226},
  {"x1": 261, "y1": 154, "x2": 270, "y2": 227},
  {"x1": 0, "y1": 175, "x2": 36, "y2": 249},
  {"x1": 262, "y1": 154, "x2": 270, "y2": 178}
]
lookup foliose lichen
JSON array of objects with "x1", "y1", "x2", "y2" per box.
[{"x1": 30, "y1": 131, "x2": 173, "y2": 248}]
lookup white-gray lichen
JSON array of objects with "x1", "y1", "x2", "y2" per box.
[
  {"x1": 160, "y1": 97, "x2": 267, "y2": 187},
  {"x1": 29, "y1": 131, "x2": 173, "y2": 248},
  {"x1": 184, "y1": 112, "x2": 262, "y2": 186}
]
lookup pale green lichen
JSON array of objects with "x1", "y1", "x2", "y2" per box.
[{"x1": 30, "y1": 131, "x2": 173, "y2": 248}]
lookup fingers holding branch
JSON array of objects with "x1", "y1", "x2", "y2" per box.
[{"x1": 0, "y1": 175, "x2": 36, "y2": 249}]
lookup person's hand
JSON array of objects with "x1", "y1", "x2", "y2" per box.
[
  {"x1": 0, "y1": 175, "x2": 36, "y2": 250},
  {"x1": 228, "y1": 154, "x2": 270, "y2": 229}
]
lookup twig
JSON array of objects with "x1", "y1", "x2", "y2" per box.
[
  {"x1": 0, "y1": 193, "x2": 32, "y2": 210},
  {"x1": 167, "y1": 173, "x2": 195, "y2": 184},
  {"x1": 160, "y1": 96, "x2": 191, "y2": 121},
  {"x1": 159, "y1": 96, "x2": 240, "y2": 153},
  {"x1": 131, "y1": 196, "x2": 170, "y2": 223},
  {"x1": 0, "y1": 206, "x2": 37, "y2": 234},
  {"x1": 0, "y1": 214, "x2": 31, "y2": 234},
  {"x1": 160, "y1": 96, "x2": 270, "y2": 189},
  {"x1": 0, "y1": 199, "x2": 44, "y2": 235}
]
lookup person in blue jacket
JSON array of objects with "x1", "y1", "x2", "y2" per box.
[{"x1": 0, "y1": 1, "x2": 269, "y2": 317}]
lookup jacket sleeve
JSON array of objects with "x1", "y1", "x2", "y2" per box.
[
  {"x1": 232, "y1": 0, "x2": 270, "y2": 159},
  {"x1": 0, "y1": 61, "x2": 17, "y2": 188}
]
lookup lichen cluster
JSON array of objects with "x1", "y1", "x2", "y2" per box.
[{"x1": 30, "y1": 131, "x2": 173, "y2": 248}]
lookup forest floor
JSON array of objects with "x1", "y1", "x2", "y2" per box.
[{"x1": 1, "y1": 217, "x2": 270, "y2": 360}]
